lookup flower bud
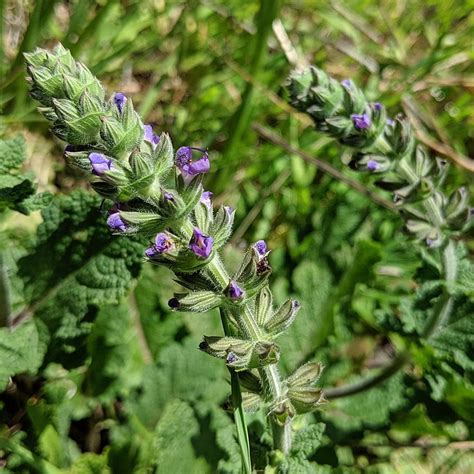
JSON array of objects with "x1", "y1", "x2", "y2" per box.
[
  {"x1": 264, "y1": 299, "x2": 300, "y2": 336},
  {"x1": 129, "y1": 151, "x2": 155, "y2": 193},
  {"x1": 386, "y1": 115, "x2": 415, "y2": 157},
  {"x1": 250, "y1": 341, "x2": 280, "y2": 367},
  {"x1": 168, "y1": 290, "x2": 223, "y2": 312},
  {"x1": 237, "y1": 371, "x2": 262, "y2": 394},
  {"x1": 119, "y1": 210, "x2": 165, "y2": 235},
  {"x1": 255, "y1": 286, "x2": 273, "y2": 326},
  {"x1": 271, "y1": 400, "x2": 296, "y2": 426},
  {"x1": 445, "y1": 187, "x2": 469, "y2": 223},
  {"x1": 286, "y1": 362, "x2": 324, "y2": 388},
  {"x1": 100, "y1": 110, "x2": 143, "y2": 157},
  {"x1": 210, "y1": 205, "x2": 235, "y2": 248},
  {"x1": 241, "y1": 392, "x2": 262, "y2": 413},
  {"x1": 152, "y1": 133, "x2": 174, "y2": 178},
  {"x1": 288, "y1": 386, "x2": 325, "y2": 414},
  {"x1": 199, "y1": 336, "x2": 253, "y2": 369}
]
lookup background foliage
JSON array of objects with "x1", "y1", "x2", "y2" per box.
[{"x1": 1, "y1": 0, "x2": 473, "y2": 472}]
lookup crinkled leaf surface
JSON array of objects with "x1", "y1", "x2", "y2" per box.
[{"x1": 0, "y1": 136, "x2": 37, "y2": 214}]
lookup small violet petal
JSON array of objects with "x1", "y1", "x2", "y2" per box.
[
  {"x1": 144, "y1": 124, "x2": 160, "y2": 148},
  {"x1": 89, "y1": 152, "x2": 113, "y2": 176},
  {"x1": 114, "y1": 92, "x2": 127, "y2": 113},
  {"x1": 176, "y1": 147, "x2": 210, "y2": 183},
  {"x1": 201, "y1": 191, "x2": 213, "y2": 206},
  {"x1": 107, "y1": 212, "x2": 126, "y2": 232},
  {"x1": 254, "y1": 240, "x2": 267, "y2": 257},
  {"x1": 367, "y1": 160, "x2": 379, "y2": 171},
  {"x1": 341, "y1": 79, "x2": 353, "y2": 89},
  {"x1": 189, "y1": 227, "x2": 213, "y2": 259},
  {"x1": 229, "y1": 281, "x2": 244, "y2": 300},
  {"x1": 351, "y1": 113, "x2": 371, "y2": 130}
]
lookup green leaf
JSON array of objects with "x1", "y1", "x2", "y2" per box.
[
  {"x1": 279, "y1": 259, "x2": 332, "y2": 372},
  {"x1": 65, "y1": 452, "x2": 111, "y2": 474},
  {"x1": 0, "y1": 320, "x2": 48, "y2": 390},
  {"x1": 323, "y1": 373, "x2": 408, "y2": 433},
  {"x1": 127, "y1": 337, "x2": 228, "y2": 429},
  {"x1": 152, "y1": 400, "x2": 207, "y2": 474},
  {"x1": 0, "y1": 136, "x2": 36, "y2": 214},
  {"x1": 86, "y1": 303, "x2": 145, "y2": 400},
  {"x1": 279, "y1": 422, "x2": 325, "y2": 474},
  {"x1": 17, "y1": 190, "x2": 144, "y2": 359}
]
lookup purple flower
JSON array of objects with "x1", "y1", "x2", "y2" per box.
[
  {"x1": 374, "y1": 102, "x2": 383, "y2": 111},
  {"x1": 176, "y1": 146, "x2": 210, "y2": 184},
  {"x1": 387, "y1": 118, "x2": 395, "y2": 126},
  {"x1": 254, "y1": 240, "x2": 267, "y2": 257},
  {"x1": 341, "y1": 79, "x2": 353, "y2": 89},
  {"x1": 89, "y1": 153, "x2": 113, "y2": 176},
  {"x1": 164, "y1": 191, "x2": 175, "y2": 201},
  {"x1": 107, "y1": 212, "x2": 127, "y2": 232},
  {"x1": 189, "y1": 227, "x2": 213, "y2": 259},
  {"x1": 224, "y1": 206, "x2": 234, "y2": 216},
  {"x1": 228, "y1": 281, "x2": 244, "y2": 300},
  {"x1": 144, "y1": 124, "x2": 160, "y2": 149},
  {"x1": 351, "y1": 113, "x2": 371, "y2": 130},
  {"x1": 226, "y1": 352, "x2": 238, "y2": 364},
  {"x1": 201, "y1": 191, "x2": 213, "y2": 207},
  {"x1": 114, "y1": 93, "x2": 127, "y2": 113},
  {"x1": 367, "y1": 160, "x2": 379, "y2": 171},
  {"x1": 145, "y1": 232, "x2": 175, "y2": 258}
]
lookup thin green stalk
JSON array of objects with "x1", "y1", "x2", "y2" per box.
[
  {"x1": 0, "y1": 253, "x2": 12, "y2": 328},
  {"x1": 207, "y1": 256, "x2": 292, "y2": 455},
  {"x1": 221, "y1": 309, "x2": 252, "y2": 474},
  {"x1": 214, "y1": 0, "x2": 281, "y2": 189}
]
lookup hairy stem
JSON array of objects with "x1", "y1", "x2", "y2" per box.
[{"x1": 207, "y1": 257, "x2": 291, "y2": 454}]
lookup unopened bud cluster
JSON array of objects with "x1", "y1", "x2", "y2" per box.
[
  {"x1": 25, "y1": 45, "x2": 324, "y2": 438},
  {"x1": 288, "y1": 67, "x2": 472, "y2": 248}
]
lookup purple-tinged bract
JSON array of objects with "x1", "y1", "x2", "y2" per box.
[
  {"x1": 89, "y1": 152, "x2": 113, "y2": 176},
  {"x1": 189, "y1": 227, "x2": 213, "y2": 259},
  {"x1": 351, "y1": 113, "x2": 371, "y2": 130},
  {"x1": 176, "y1": 146, "x2": 210, "y2": 184}
]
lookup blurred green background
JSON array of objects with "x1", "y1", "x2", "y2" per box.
[{"x1": 1, "y1": 0, "x2": 473, "y2": 472}]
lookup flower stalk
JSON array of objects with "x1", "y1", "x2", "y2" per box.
[
  {"x1": 288, "y1": 66, "x2": 471, "y2": 397},
  {"x1": 24, "y1": 44, "x2": 324, "y2": 462}
]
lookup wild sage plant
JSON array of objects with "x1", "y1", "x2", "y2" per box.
[
  {"x1": 287, "y1": 67, "x2": 471, "y2": 396},
  {"x1": 24, "y1": 44, "x2": 323, "y2": 462}
]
